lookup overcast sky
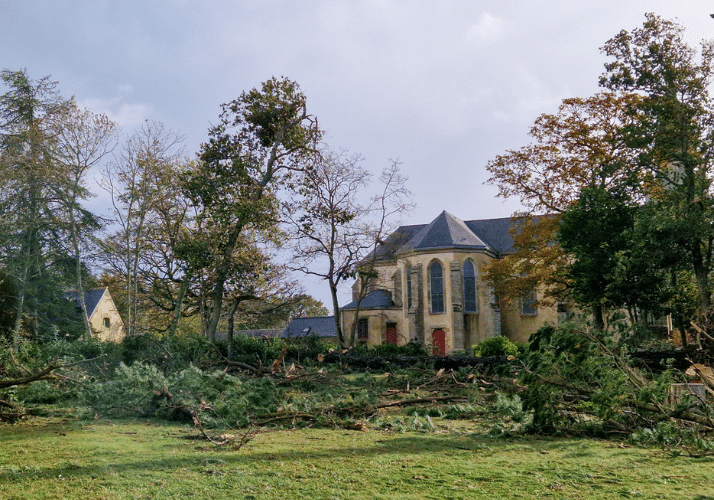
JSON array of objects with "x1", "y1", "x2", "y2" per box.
[{"x1": 1, "y1": 1, "x2": 713, "y2": 311}]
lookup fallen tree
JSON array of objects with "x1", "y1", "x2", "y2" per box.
[
  {"x1": 0, "y1": 355, "x2": 107, "y2": 421},
  {"x1": 520, "y1": 324, "x2": 714, "y2": 443}
]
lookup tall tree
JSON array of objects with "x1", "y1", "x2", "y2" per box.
[
  {"x1": 101, "y1": 120, "x2": 185, "y2": 336},
  {"x1": 0, "y1": 69, "x2": 76, "y2": 346},
  {"x1": 484, "y1": 92, "x2": 644, "y2": 307},
  {"x1": 486, "y1": 14, "x2": 714, "y2": 333},
  {"x1": 286, "y1": 149, "x2": 412, "y2": 348},
  {"x1": 51, "y1": 104, "x2": 117, "y2": 338},
  {"x1": 599, "y1": 13, "x2": 714, "y2": 315},
  {"x1": 186, "y1": 77, "x2": 321, "y2": 341}
]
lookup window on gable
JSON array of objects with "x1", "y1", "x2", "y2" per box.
[
  {"x1": 430, "y1": 261, "x2": 444, "y2": 313},
  {"x1": 103, "y1": 317, "x2": 111, "y2": 328},
  {"x1": 520, "y1": 290, "x2": 538, "y2": 316},
  {"x1": 463, "y1": 260, "x2": 477, "y2": 313}
]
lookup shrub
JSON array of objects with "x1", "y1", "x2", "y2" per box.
[
  {"x1": 350, "y1": 341, "x2": 430, "y2": 358},
  {"x1": 473, "y1": 336, "x2": 520, "y2": 357}
]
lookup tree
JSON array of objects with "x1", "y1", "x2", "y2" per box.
[
  {"x1": 484, "y1": 92, "x2": 644, "y2": 307},
  {"x1": 557, "y1": 186, "x2": 661, "y2": 329},
  {"x1": 599, "y1": 13, "x2": 714, "y2": 315},
  {"x1": 51, "y1": 104, "x2": 117, "y2": 338},
  {"x1": 486, "y1": 15, "x2": 714, "y2": 334},
  {"x1": 286, "y1": 149, "x2": 412, "y2": 348},
  {"x1": 185, "y1": 77, "x2": 321, "y2": 341},
  {"x1": 101, "y1": 120, "x2": 186, "y2": 336},
  {"x1": 0, "y1": 69, "x2": 79, "y2": 346}
]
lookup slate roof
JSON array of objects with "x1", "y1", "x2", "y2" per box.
[
  {"x1": 281, "y1": 316, "x2": 337, "y2": 338},
  {"x1": 398, "y1": 211, "x2": 489, "y2": 253},
  {"x1": 370, "y1": 211, "x2": 537, "y2": 262},
  {"x1": 64, "y1": 288, "x2": 107, "y2": 317},
  {"x1": 341, "y1": 289, "x2": 398, "y2": 310},
  {"x1": 214, "y1": 329, "x2": 283, "y2": 341}
]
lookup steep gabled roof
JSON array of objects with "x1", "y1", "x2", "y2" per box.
[
  {"x1": 281, "y1": 316, "x2": 337, "y2": 338},
  {"x1": 342, "y1": 289, "x2": 398, "y2": 310},
  {"x1": 64, "y1": 288, "x2": 107, "y2": 317}
]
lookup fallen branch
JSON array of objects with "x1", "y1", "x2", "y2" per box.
[
  {"x1": 524, "y1": 365, "x2": 714, "y2": 430},
  {"x1": 191, "y1": 408, "x2": 255, "y2": 449},
  {"x1": 0, "y1": 354, "x2": 108, "y2": 389},
  {"x1": 253, "y1": 395, "x2": 468, "y2": 427},
  {"x1": 222, "y1": 359, "x2": 264, "y2": 377}
]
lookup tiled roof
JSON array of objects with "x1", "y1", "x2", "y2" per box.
[
  {"x1": 342, "y1": 289, "x2": 398, "y2": 310},
  {"x1": 282, "y1": 316, "x2": 337, "y2": 338}
]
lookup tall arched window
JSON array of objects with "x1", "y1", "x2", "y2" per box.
[
  {"x1": 430, "y1": 261, "x2": 444, "y2": 313},
  {"x1": 463, "y1": 260, "x2": 477, "y2": 313},
  {"x1": 406, "y1": 267, "x2": 412, "y2": 310}
]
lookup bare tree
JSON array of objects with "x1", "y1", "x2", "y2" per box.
[
  {"x1": 100, "y1": 121, "x2": 185, "y2": 336},
  {"x1": 51, "y1": 104, "x2": 118, "y2": 338},
  {"x1": 286, "y1": 149, "x2": 413, "y2": 348}
]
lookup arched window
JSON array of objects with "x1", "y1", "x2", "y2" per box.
[
  {"x1": 463, "y1": 260, "x2": 477, "y2": 313},
  {"x1": 430, "y1": 261, "x2": 444, "y2": 313},
  {"x1": 405, "y1": 267, "x2": 413, "y2": 310}
]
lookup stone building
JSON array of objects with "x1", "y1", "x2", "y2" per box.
[
  {"x1": 341, "y1": 211, "x2": 559, "y2": 355},
  {"x1": 65, "y1": 287, "x2": 126, "y2": 342}
]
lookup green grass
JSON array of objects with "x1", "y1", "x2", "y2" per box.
[{"x1": 2, "y1": 414, "x2": 714, "y2": 499}]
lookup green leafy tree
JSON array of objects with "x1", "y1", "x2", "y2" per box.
[
  {"x1": 557, "y1": 186, "x2": 675, "y2": 330},
  {"x1": 599, "y1": 13, "x2": 714, "y2": 315},
  {"x1": 185, "y1": 77, "x2": 321, "y2": 341},
  {"x1": 0, "y1": 69, "x2": 80, "y2": 345}
]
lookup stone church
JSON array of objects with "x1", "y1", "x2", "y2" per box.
[{"x1": 341, "y1": 211, "x2": 560, "y2": 355}]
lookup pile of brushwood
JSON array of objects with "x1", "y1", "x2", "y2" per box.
[
  {"x1": 3, "y1": 326, "x2": 714, "y2": 454},
  {"x1": 520, "y1": 323, "x2": 714, "y2": 454}
]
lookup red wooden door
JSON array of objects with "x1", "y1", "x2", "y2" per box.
[
  {"x1": 386, "y1": 323, "x2": 397, "y2": 345},
  {"x1": 432, "y1": 329, "x2": 446, "y2": 356}
]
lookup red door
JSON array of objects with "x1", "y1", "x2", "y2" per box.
[
  {"x1": 432, "y1": 329, "x2": 446, "y2": 356},
  {"x1": 386, "y1": 323, "x2": 397, "y2": 345}
]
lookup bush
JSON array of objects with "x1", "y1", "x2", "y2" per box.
[
  {"x1": 473, "y1": 336, "x2": 520, "y2": 357},
  {"x1": 350, "y1": 341, "x2": 430, "y2": 358},
  {"x1": 122, "y1": 332, "x2": 216, "y2": 372}
]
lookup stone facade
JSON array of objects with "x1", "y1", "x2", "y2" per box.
[{"x1": 341, "y1": 211, "x2": 560, "y2": 354}]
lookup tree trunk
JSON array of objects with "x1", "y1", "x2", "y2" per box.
[
  {"x1": 166, "y1": 277, "x2": 191, "y2": 337},
  {"x1": 592, "y1": 302, "x2": 605, "y2": 331}
]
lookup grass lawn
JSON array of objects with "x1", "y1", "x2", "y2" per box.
[{"x1": 2, "y1": 414, "x2": 714, "y2": 500}]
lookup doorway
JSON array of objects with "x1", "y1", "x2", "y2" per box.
[
  {"x1": 386, "y1": 323, "x2": 397, "y2": 345},
  {"x1": 432, "y1": 328, "x2": 446, "y2": 356}
]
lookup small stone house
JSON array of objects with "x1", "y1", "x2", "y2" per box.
[
  {"x1": 340, "y1": 211, "x2": 561, "y2": 355},
  {"x1": 65, "y1": 287, "x2": 126, "y2": 342}
]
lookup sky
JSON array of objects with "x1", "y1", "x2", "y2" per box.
[{"x1": 1, "y1": 1, "x2": 713, "y2": 312}]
